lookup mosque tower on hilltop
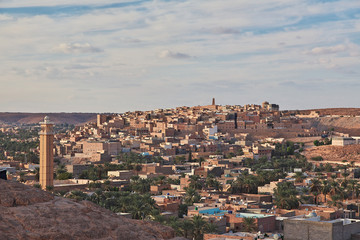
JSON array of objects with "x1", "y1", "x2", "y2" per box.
[{"x1": 39, "y1": 116, "x2": 54, "y2": 190}]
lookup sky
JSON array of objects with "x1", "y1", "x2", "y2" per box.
[{"x1": 0, "y1": 0, "x2": 359, "y2": 113}]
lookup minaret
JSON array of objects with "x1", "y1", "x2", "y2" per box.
[
  {"x1": 39, "y1": 116, "x2": 54, "y2": 190},
  {"x1": 212, "y1": 98, "x2": 215, "y2": 106}
]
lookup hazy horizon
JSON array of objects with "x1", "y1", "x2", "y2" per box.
[
  {"x1": 1, "y1": 0, "x2": 359, "y2": 112},
  {"x1": 0, "y1": 105, "x2": 360, "y2": 114}
]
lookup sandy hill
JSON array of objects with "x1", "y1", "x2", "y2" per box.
[
  {"x1": 0, "y1": 180, "x2": 175, "y2": 240},
  {"x1": 0, "y1": 113, "x2": 97, "y2": 125},
  {"x1": 295, "y1": 108, "x2": 360, "y2": 116},
  {"x1": 304, "y1": 145, "x2": 360, "y2": 164},
  {"x1": 287, "y1": 108, "x2": 360, "y2": 136}
]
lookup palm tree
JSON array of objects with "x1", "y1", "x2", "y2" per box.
[
  {"x1": 205, "y1": 174, "x2": 215, "y2": 188},
  {"x1": 156, "y1": 175, "x2": 167, "y2": 185},
  {"x1": 328, "y1": 194, "x2": 343, "y2": 209},
  {"x1": 130, "y1": 175, "x2": 140, "y2": 182},
  {"x1": 181, "y1": 219, "x2": 194, "y2": 239},
  {"x1": 312, "y1": 191, "x2": 320, "y2": 206},
  {"x1": 350, "y1": 161, "x2": 356, "y2": 169},
  {"x1": 321, "y1": 180, "x2": 331, "y2": 203},
  {"x1": 242, "y1": 217, "x2": 257, "y2": 232},
  {"x1": 213, "y1": 180, "x2": 223, "y2": 191},
  {"x1": 337, "y1": 186, "x2": 347, "y2": 202},
  {"x1": 299, "y1": 187, "x2": 313, "y2": 204},
  {"x1": 189, "y1": 175, "x2": 203, "y2": 190},
  {"x1": 184, "y1": 187, "x2": 201, "y2": 206},
  {"x1": 310, "y1": 178, "x2": 321, "y2": 193},
  {"x1": 329, "y1": 180, "x2": 339, "y2": 196},
  {"x1": 19, "y1": 171, "x2": 27, "y2": 183},
  {"x1": 67, "y1": 190, "x2": 88, "y2": 201},
  {"x1": 330, "y1": 174, "x2": 337, "y2": 181},
  {"x1": 347, "y1": 180, "x2": 358, "y2": 200},
  {"x1": 129, "y1": 194, "x2": 155, "y2": 219},
  {"x1": 165, "y1": 217, "x2": 182, "y2": 236},
  {"x1": 89, "y1": 189, "x2": 105, "y2": 205},
  {"x1": 274, "y1": 182, "x2": 299, "y2": 210},
  {"x1": 229, "y1": 177, "x2": 244, "y2": 193},
  {"x1": 295, "y1": 172, "x2": 305, "y2": 183},
  {"x1": 354, "y1": 184, "x2": 360, "y2": 202},
  {"x1": 133, "y1": 178, "x2": 151, "y2": 194},
  {"x1": 34, "y1": 167, "x2": 40, "y2": 181},
  {"x1": 243, "y1": 175, "x2": 258, "y2": 194},
  {"x1": 310, "y1": 178, "x2": 321, "y2": 205},
  {"x1": 134, "y1": 164, "x2": 142, "y2": 176},
  {"x1": 192, "y1": 215, "x2": 208, "y2": 240},
  {"x1": 205, "y1": 174, "x2": 222, "y2": 191},
  {"x1": 205, "y1": 222, "x2": 218, "y2": 234}
]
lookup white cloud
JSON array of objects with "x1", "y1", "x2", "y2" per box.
[
  {"x1": 306, "y1": 44, "x2": 348, "y2": 55},
  {"x1": 158, "y1": 50, "x2": 192, "y2": 59},
  {"x1": 0, "y1": 14, "x2": 13, "y2": 21},
  {"x1": 0, "y1": 0, "x2": 138, "y2": 8},
  {"x1": 305, "y1": 42, "x2": 360, "y2": 57},
  {"x1": 53, "y1": 43, "x2": 102, "y2": 54}
]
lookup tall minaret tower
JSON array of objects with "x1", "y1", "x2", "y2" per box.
[
  {"x1": 212, "y1": 98, "x2": 215, "y2": 106},
  {"x1": 39, "y1": 116, "x2": 54, "y2": 190}
]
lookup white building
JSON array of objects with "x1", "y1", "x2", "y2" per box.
[{"x1": 332, "y1": 137, "x2": 360, "y2": 146}]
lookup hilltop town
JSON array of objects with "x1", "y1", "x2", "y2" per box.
[{"x1": 2, "y1": 100, "x2": 360, "y2": 240}]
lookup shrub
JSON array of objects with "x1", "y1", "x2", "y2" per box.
[{"x1": 311, "y1": 156, "x2": 323, "y2": 161}]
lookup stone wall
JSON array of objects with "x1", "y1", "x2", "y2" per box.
[
  {"x1": 284, "y1": 219, "x2": 360, "y2": 240},
  {"x1": 284, "y1": 220, "x2": 333, "y2": 240}
]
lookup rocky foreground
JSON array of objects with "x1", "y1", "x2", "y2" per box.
[{"x1": 0, "y1": 180, "x2": 176, "y2": 240}]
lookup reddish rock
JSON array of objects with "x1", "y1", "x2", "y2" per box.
[
  {"x1": 0, "y1": 179, "x2": 54, "y2": 207},
  {"x1": 0, "y1": 180, "x2": 175, "y2": 240}
]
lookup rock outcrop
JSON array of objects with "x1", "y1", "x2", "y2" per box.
[
  {"x1": 0, "y1": 180, "x2": 175, "y2": 240},
  {"x1": 0, "y1": 180, "x2": 54, "y2": 207}
]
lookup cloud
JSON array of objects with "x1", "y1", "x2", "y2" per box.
[
  {"x1": 0, "y1": 0, "x2": 140, "y2": 8},
  {"x1": 53, "y1": 43, "x2": 102, "y2": 54},
  {"x1": 207, "y1": 27, "x2": 240, "y2": 35},
  {"x1": 158, "y1": 50, "x2": 192, "y2": 59},
  {"x1": 306, "y1": 44, "x2": 347, "y2": 55},
  {"x1": 0, "y1": 14, "x2": 13, "y2": 21},
  {"x1": 1, "y1": 0, "x2": 360, "y2": 112}
]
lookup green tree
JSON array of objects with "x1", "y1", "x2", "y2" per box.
[
  {"x1": 197, "y1": 157, "x2": 205, "y2": 166},
  {"x1": 131, "y1": 177, "x2": 151, "y2": 194},
  {"x1": 178, "y1": 204, "x2": 188, "y2": 218},
  {"x1": 184, "y1": 187, "x2": 201, "y2": 206},
  {"x1": 19, "y1": 171, "x2": 27, "y2": 183},
  {"x1": 134, "y1": 164, "x2": 142, "y2": 176},
  {"x1": 321, "y1": 180, "x2": 331, "y2": 203},
  {"x1": 242, "y1": 217, "x2": 256, "y2": 232},
  {"x1": 294, "y1": 172, "x2": 305, "y2": 183},
  {"x1": 310, "y1": 178, "x2": 322, "y2": 205},
  {"x1": 67, "y1": 190, "x2": 88, "y2": 201},
  {"x1": 274, "y1": 182, "x2": 299, "y2": 210},
  {"x1": 189, "y1": 175, "x2": 203, "y2": 190},
  {"x1": 229, "y1": 174, "x2": 259, "y2": 194},
  {"x1": 188, "y1": 150, "x2": 192, "y2": 162},
  {"x1": 192, "y1": 215, "x2": 208, "y2": 240},
  {"x1": 181, "y1": 219, "x2": 194, "y2": 239},
  {"x1": 205, "y1": 174, "x2": 222, "y2": 190}
]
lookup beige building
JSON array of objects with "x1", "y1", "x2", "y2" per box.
[{"x1": 332, "y1": 137, "x2": 360, "y2": 146}]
